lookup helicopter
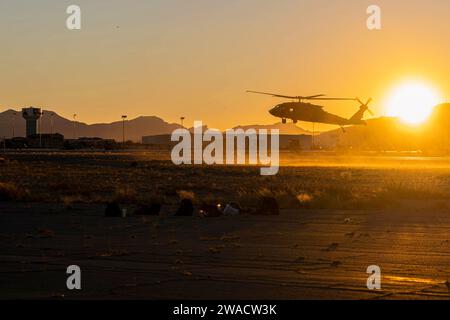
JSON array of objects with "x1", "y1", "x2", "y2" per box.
[{"x1": 247, "y1": 90, "x2": 373, "y2": 132}]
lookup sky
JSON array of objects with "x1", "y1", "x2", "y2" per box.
[{"x1": 1, "y1": 0, "x2": 450, "y2": 130}]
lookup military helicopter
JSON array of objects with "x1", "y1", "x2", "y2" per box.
[{"x1": 247, "y1": 90, "x2": 373, "y2": 131}]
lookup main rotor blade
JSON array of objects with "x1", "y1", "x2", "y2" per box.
[
  {"x1": 309, "y1": 97, "x2": 357, "y2": 101},
  {"x1": 247, "y1": 90, "x2": 357, "y2": 102},
  {"x1": 246, "y1": 90, "x2": 299, "y2": 100},
  {"x1": 304, "y1": 94, "x2": 327, "y2": 99},
  {"x1": 247, "y1": 90, "x2": 332, "y2": 100}
]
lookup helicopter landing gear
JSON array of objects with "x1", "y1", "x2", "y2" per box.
[
  {"x1": 340, "y1": 126, "x2": 346, "y2": 133},
  {"x1": 282, "y1": 118, "x2": 287, "y2": 124},
  {"x1": 293, "y1": 120, "x2": 298, "y2": 124}
]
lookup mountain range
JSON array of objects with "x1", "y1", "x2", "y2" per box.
[
  {"x1": 0, "y1": 109, "x2": 311, "y2": 142},
  {"x1": 1, "y1": 104, "x2": 449, "y2": 152},
  {"x1": 0, "y1": 110, "x2": 183, "y2": 142},
  {"x1": 316, "y1": 103, "x2": 450, "y2": 152}
]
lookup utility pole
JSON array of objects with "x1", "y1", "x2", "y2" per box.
[
  {"x1": 121, "y1": 115, "x2": 127, "y2": 149},
  {"x1": 73, "y1": 114, "x2": 77, "y2": 139},
  {"x1": 50, "y1": 113, "x2": 54, "y2": 135},
  {"x1": 12, "y1": 112, "x2": 16, "y2": 138},
  {"x1": 39, "y1": 111, "x2": 43, "y2": 148},
  {"x1": 180, "y1": 117, "x2": 185, "y2": 127}
]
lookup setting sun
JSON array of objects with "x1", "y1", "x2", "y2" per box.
[{"x1": 386, "y1": 81, "x2": 442, "y2": 125}]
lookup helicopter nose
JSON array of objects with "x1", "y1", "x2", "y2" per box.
[{"x1": 269, "y1": 107, "x2": 277, "y2": 116}]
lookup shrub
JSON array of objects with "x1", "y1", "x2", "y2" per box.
[{"x1": 0, "y1": 182, "x2": 29, "y2": 201}]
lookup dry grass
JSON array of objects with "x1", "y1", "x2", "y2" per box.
[
  {"x1": 0, "y1": 182, "x2": 29, "y2": 201},
  {"x1": 1, "y1": 152, "x2": 450, "y2": 210},
  {"x1": 377, "y1": 180, "x2": 445, "y2": 200},
  {"x1": 112, "y1": 186, "x2": 138, "y2": 204},
  {"x1": 177, "y1": 190, "x2": 195, "y2": 200}
]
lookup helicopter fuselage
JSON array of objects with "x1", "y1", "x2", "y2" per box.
[{"x1": 269, "y1": 102, "x2": 366, "y2": 126}]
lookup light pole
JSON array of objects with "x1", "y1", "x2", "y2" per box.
[
  {"x1": 73, "y1": 114, "x2": 77, "y2": 139},
  {"x1": 50, "y1": 113, "x2": 54, "y2": 135},
  {"x1": 180, "y1": 117, "x2": 185, "y2": 127},
  {"x1": 121, "y1": 115, "x2": 127, "y2": 149},
  {"x1": 39, "y1": 111, "x2": 44, "y2": 148},
  {"x1": 12, "y1": 111, "x2": 16, "y2": 138}
]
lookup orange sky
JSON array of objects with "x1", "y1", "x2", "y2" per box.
[{"x1": 1, "y1": 0, "x2": 450, "y2": 130}]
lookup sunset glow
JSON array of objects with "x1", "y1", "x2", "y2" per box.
[{"x1": 386, "y1": 81, "x2": 442, "y2": 125}]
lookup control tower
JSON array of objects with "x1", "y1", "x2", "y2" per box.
[{"x1": 22, "y1": 107, "x2": 42, "y2": 137}]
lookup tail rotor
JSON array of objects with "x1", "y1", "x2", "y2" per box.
[{"x1": 356, "y1": 98, "x2": 374, "y2": 116}]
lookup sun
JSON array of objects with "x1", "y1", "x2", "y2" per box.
[{"x1": 386, "y1": 81, "x2": 442, "y2": 125}]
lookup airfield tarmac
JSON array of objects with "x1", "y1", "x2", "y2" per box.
[{"x1": 1, "y1": 151, "x2": 450, "y2": 299}]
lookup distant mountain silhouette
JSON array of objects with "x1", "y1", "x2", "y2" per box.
[
  {"x1": 188, "y1": 123, "x2": 311, "y2": 135},
  {"x1": 2, "y1": 104, "x2": 449, "y2": 151},
  {"x1": 317, "y1": 103, "x2": 450, "y2": 152},
  {"x1": 0, "y1": 110, "x2": 182, "y2": 141},
  {"x1": 316, "y1": 117, "x2": 421, "y2": 151},
  {"x1": 421, "y1": 103, "x2": 450, "y2": 153},
  {"x1": 0, "y1": 109, "x2": 311, "y2": 141},
  {"x1": 0, "y1": 109, "x2": 23, "y2": 137}
]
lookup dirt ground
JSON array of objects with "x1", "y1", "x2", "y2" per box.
[{"x1": 1, "y1": 151, "x2": 450, "y2": 299}]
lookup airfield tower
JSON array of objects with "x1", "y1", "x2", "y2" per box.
[{"x1": 22, "y1": 107, "x2": 42, "y2": 137}]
